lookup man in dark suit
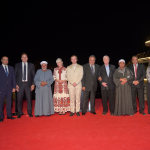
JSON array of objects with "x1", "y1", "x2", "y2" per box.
[
  {"x1": 15, "y1": 53, "x2": 35, "y2": 118},
  {"x1": 128, "y1": 55, "x2": 146, "y2": 115},
  {"x1": 82, "y1": 55, "x2": 100, "y2": 115},
  {"x1": 0, "y1": 56, "x2": 16, "y2": 122},
  {"x1": 98, "y1": 55, "x2": 116, "y2": 116}
]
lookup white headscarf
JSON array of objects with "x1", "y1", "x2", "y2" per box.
[
  {"x1": 118, "y1": 59, "x2": 125, "y2": 63},
  {"x1": 40, "y1": 61, "x2": 48, "y2": 65}
]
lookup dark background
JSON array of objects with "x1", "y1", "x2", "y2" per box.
[{"x1": 1, "y1": 1, "x2": 150, "y2": 69}]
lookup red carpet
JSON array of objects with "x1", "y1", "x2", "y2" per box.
[{"x1": 0, "y1": 99, "x2": 150, "y2": 150}]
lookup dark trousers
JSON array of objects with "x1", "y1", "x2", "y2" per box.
[
  {"x1": 147, "y1": 82, "x2": 150, "y2": 114},
  {"x1": 101, "y1": 90, "x2": 115, "y2": 113},
  {"x1": 82, "y1": 87, "x2": 96, "y2": 113},
  {"x1": 17, "y1": 83, "x2": 32, "y2": 115},
  {"x1": 0, "y1": 85, "x2": 12, "y2": 119},
  {"x1": 131, "y1": 86, "x2": 145, "y2": 112}
]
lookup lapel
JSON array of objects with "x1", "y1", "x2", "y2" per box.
[
  {"x1": 88, "y1": 64, "x2": 94, "y2": 76},
  {"x1": 0, "y1": 65, "x2": 7, "y2": 77},
  {"x1": 7, "y1": 65, "x2": 10, "y2": 78},
  {"x1": 137, "y1": 63, "x2": 140, "y2": 74},
  {"x1": 130, "y1": 64, "x2": 135, "y2": 75},
  {"x1": 109, "y1": 64, "x2": 111, "y2": 77}
]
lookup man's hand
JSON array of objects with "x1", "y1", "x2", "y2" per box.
[
  {"x1": 12, "y1": 88, "x2": 15, "y2": 92},
  {"x1": 98, "y1": 76, "x2": 102, "y2": 81},
  {"x1": 133, "y1": 80, "x2": 139, "y2": 85},
  {"x1": 16, "y1": 85, "x2": 19, "y2": 92},
  {"x1": 102, "y1": 82, "x2": 107, "y2": 87},
  {"x1": 31, "y1": 85, "x2": 35, "y2": 91},
  {"x1": 120, "y1": 78, "x2": 127, "y2": 85},
  {"x1": 73, "y1": 83, "x2": 77, "y2": 87},
  {"x1": 41, "y1": 81, "x2": 47, "y2": 87},
  {"x1": 82, "y1": 87, "x2": 85, "y2": 91}
]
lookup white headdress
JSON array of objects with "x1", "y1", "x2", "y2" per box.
[
  {"x1": 119, "y1": 59, "x2": 125, "y2": 63},
  {"x1": 40, "y1": 61, "x2": 48, "y2": 65}
]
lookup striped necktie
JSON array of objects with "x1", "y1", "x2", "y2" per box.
[{"x1": 5, "y1": 66, "x2": 8, "y2": 76}]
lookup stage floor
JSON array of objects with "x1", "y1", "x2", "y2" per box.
[{"x1": 0, "y1": 99, "x2": 150, "y2": 150}]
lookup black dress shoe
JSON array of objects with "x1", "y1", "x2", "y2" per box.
[
  {"x1": 17, "y1": 114, "x2": 22, "y2": 119},
  {"x1": 111, "y1": 113, "x2": 114, "y2": 116},
  {"x1": 102, "y1": 112, "x2": 107, "y2": 115},
  {"x1": 76, "y1": 112, "x2": 80, "y2": 116},
  {"x1": 139, "y1": 111, "x2": 146, "y2": 115},
  {"x1": 133, "y1": 110, "x2": 138, "y2": 114},
  {"x1": 0, "y1": 119, "x2": 3, "y2": 122},
  {"x1": 82, "y1": 112, "x2": 86, "y2": 115},
  {"x1": 91, "y1": 111, "x2": 96, "y2": 115},
  {"x1": 29, "y1": 114, "x2": 33, "y2": 117},
  {"x1": 7, "y1": 116, "x2": 16, "y2": 120},
  {"x1": 35, "y1": 115, "x2": 39, "y2": 117},
  {"x1": 69, "y1": 113, "x2": 74, "y2": 116}
]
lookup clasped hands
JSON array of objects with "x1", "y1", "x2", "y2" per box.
[
  {"x1": 98, "y1": 76, "x2": 107, "y2": 87},
  {"x1": 133, "y1": 80, "x2": 139, "y2": 85},
  {"x1": 41, "y1": 81, "x2": 47, "y2": 87},
  {"x1": 56, "y1": 79, "x2": 66, "y2": 83},
  {"x1": 16, "y1": 85, "x2": 35, "y2": 91},
  {"x1": 120, "y1": 78, "x2": 127, "y2": 85}
]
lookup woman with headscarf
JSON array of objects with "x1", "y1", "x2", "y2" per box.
[
  {"x1": 53, "y1": 58, "x2": 70, "y2": 115},
  {"x1": 34, "y1": 61, "x2": 54, "y2": 117},
  {"x1": 113, "y1": 59, "x2": 134, "y2": 116}
]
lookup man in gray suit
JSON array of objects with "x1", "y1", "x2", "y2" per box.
[{"x1": 82, "y1": 55, "x2": 100, "y2": 115}]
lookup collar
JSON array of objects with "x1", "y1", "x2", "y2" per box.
[
  {"x1": 104, "y1": 64, "x2": 109, "y2": 67},
  {"x1": 2, "y1": 64, "x2": 8, "y2": 67}
]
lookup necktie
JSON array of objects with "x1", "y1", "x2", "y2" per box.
[
  {"x1": 24, "y1": 63, "x2": 26, "y2": 81},
  {"x1": 91, "y1": 65, "x2": 94, "y2": 75},
  {"x1": 5, "y1": 66, "x2": 8, "y2": 76},
  {"x1": 134, "y1": 64, "x2": 137, "y2": 80}
]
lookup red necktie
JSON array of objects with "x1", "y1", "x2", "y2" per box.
[{"x1": 134, "y1": 64, "x2": 137, "y2": 80}]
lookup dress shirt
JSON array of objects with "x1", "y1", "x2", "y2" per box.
[
  {"x1": 22, "y1": 62, "x2": 28, "y2": 82},
  {"x1": 2, "y1": 64, "x2": 9, "y2": 73},
  {"x1": 105, "y1": 64, "x2": 110, "y2": 77},
  {"x1": 73, "y1": 64, "x2": 77, "y2": 70},
  {"x1": 133, "y1": 63, "x2": 138, "y2": 74}
]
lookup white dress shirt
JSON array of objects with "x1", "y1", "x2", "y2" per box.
[
  {"x1": 73, "y1": 64, "x2": 77, "y2": 70},
  {"x1": 2, "y1": 64, "x2": 9, "y2": 73},
  {"x1": 22, "y1": 62, "x2": 28, "y2": 82}
]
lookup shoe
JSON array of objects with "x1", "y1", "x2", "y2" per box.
[
  {"x1": 0, "y1": 119, "x2": 3, "y2": 122},
  {"x1": 91, "y1": 111, "x2": 96, "y2": 115},
  {"x1": 29, "y1": 114, "x2": 33, "y2": 117},
  {"x1": 7, "y1": 116, "x2": 16, "y2": 120},
  {"x1": 111, "y1": 113, "x2": 114, "y2": 116},
  {"x1": 82, "y1": 112, "x2": 86, "y2": 115},
  {"x1": 17, "y1": 114, "x2": 22, "y2": 119},
  {"x1": 35, "y1": 115, "x2": 39, "y2": 117},
  {"x1": 133, "y1": 110, "x2": 138, "y2": 114},
  {"x1": 76, "y1": 112, "x2": 80, "y2": 116},
  {"x1": 69, "y1": 113, "x2": 74, "y2": 116},
  {"x1": 139, "y1": 111, "x2": 146, "y2": 115},
  {"x1": 102, "y1": 112, "x2": 107, "y2": 115}
]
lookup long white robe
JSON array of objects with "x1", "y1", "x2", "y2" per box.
[{"x1": 34, "y1": 69, "x2": 54, "y2": 116}]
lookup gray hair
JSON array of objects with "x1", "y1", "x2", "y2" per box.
[
  {"x1": 56, "y1": 58, "x2": 63, "y2": 63},
  {"x1": 89, "y1": 55, "x2": 96, "y2": 61},
  {"x1": 103, "y1": 55, "x2": 110, "y2": 61}
]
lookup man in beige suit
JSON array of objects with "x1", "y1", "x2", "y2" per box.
[{"x1": 67, "y1": 55, "x2": 83, "y2": 116}]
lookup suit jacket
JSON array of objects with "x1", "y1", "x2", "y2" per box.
[
  {"x1": 67, "y1": 64, "x2": 83, "y2": 89},
  {"x1": 0, "y1": 65, "x2": 16, "y2": 92},
  {"x1": 82, "y1": 63, "x2": 100, "y2": 92},
  {"x1": 128, "y1": 63, "x2": 146, "y2": 88},
  {"x1": 15, "y1": 62, "x2": 35, "y2": 88},
  {"x1": 99, "y1": 64, "x2": 116, "y2": 90}
]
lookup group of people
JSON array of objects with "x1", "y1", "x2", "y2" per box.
[{"x1": 0, "y1": 53, "x2": 149, "y2": 122}]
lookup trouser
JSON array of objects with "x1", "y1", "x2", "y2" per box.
[
  {"x1": 101, "y1": 90, "x2": 115, "y2": 113},
  {"x1": 0, "y1": 85, "x2": 12, "y2": 119},
  {"x1": 17, "y1": 83, "x2": 32, "y2": 115},
  {"x1": 68, "y1": 88, "x2": 82, "y2": 113},
  {"x1": 147, "y1": 82, "x2": 150, "y2": 114},
  {"x1": 82, "y1": 87, "x2": 96, "y2": 113},
  {"x1": 131, "y1": 87, "x2": 145, "y2": 112}
]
